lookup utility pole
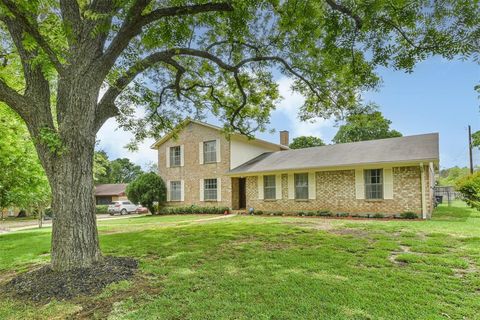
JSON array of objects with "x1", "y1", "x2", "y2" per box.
[{"x1": 469, "y1": 125, "x2": 474, "y2": 174}]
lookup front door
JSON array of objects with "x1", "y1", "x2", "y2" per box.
[{"x1": 239, "y1": 178, "x2": 246, "y2": 209}]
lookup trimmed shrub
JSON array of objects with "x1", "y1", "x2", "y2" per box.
[
  {"x1": 158, "y1": 205, "x2": 230, "y2": 215},
  {"x1": 400, "y1": 211, "x2": 418, "y2": 219},
  {"x1": 253, "y1": 210, "x2": 264, "y2": 215},
  {"x1": 96, "y1": 205, "x2": 108, "y2": 214},
  {"x1": 373, "y1": 213, "x2": 385, "y2": 218},
  {"x1": 337, "y1": 212, "x2": 349, "y2": 217},
  {"x1": 318, "y1": 210, "x2": 332, "y2": 217}
]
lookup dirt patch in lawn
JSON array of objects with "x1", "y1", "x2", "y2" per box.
[
  {"x1": 1, "y1": 256, "x2": 138, "y2": 302},
  {"x1": 329, "y1": 228, "x2": 370, "y2": 238},
  {"x1": 389, "y1": 245, "x2": 411, "y2": 266}
]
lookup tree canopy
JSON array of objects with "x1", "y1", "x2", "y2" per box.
[
  {"x1": 94, "y1": 153, "x2": 144, "y2": 184},
  {"x1": 289, "y1": 136, "x2": 325, "y2": 149},
  {"x1": 0, "y1": 105, "x2": 50, "y2": 211},
  {"x1": 126, "y1": 173, "x2": 166, "y2": 214},
  {"x1": 333, "y1": 109, "x2": 402, "y2": 144}
]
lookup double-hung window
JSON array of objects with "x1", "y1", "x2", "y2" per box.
[
  {"x1": 203, "y1": 140, "x2": 217, "y2": 163},
  {"x1": 204, "y1": 178, "x2": 217, "y2": 201},
  {"x1": 170, "y1": 181, "x2": 181, "y2": 201},
  {"x1": 169, "y1": 146, "x2": 181, "y2": 167},
  {"x1": 294, "y1": 173, "x2": 308, "y2": 200},
  {"x1": 263, "y1": 175, "x2": 276, "y2": 200},
  {"x1": 365, "y1": 169, "x2": 383, "y2": 199}
]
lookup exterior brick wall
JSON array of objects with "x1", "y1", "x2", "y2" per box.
[
  {"x1": 245, "y1": 166, "x2": 434, "y2": 216},
  {"x1": 158, "y1": 122, "x2": 232, "y2": 208}
]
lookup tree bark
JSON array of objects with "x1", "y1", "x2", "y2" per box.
[
  {"x1": 39, "y1": 74, "x2": 103, "y2": 272},
  {"x1": 48, "y1": 132, "x2": 101, "y2": 271}
]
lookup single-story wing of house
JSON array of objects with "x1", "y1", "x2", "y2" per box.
[
  {"x1": 94, "y1": 184, "x2": 128, "y2": 205},
  {"x1": 151, "y1": 119, "x2": 439, "y2": 219}
]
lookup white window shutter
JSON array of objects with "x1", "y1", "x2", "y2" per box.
[
  {"x1": 180, "y1": 145, "x2": 185, "y2": 167},
  {"x1": 199, "y1": 179, "x2": 204, "y2": 201},
  {"x1": 166, "y1": 147, "x2": 170, "y2": 168},
  {"x1": 180, "y1": 180, "x2": 185, "y2": 201},
  {"x1": 384, "y1": 168, "x2": 393, "y2": 199},
  {"x1": 275, "y1": 174, "x2": 282, "y2": 200},
  {"x1": 308, "y1": 172, "x2": 316, "y2": 199},
  {"x1": 288, "y1": 173, "x2": 294, "y2": 199},
  {"x1": 166, "y1": 180, "x2": 171, "y2": 201},
  {"x1": 199, "y1": 142, "x2": 204, "y2": 164},
  {"x1": 215, "y1": 139, "x2": 221, "y2": 163},
  {"x1": 355, "y1": 169, "x2": 365, "y2": 199},
  {"x1": 258, "y1": 175, "x2": 264, "y2": 200},
  {"x1": 217, "y1": 178, "x2": 222, "y2": 201}
]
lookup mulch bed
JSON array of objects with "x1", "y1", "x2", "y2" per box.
[{"x1": 1, "y1": 256, "x2": 138, "y2": 302}]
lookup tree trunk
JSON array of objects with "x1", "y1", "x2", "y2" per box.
[
  {"x1": 42, "y1": 75, "x2": 103, "y2": 271},
  {"x1": 49, "y1": 140, "x2": 101, "y2": 271}
]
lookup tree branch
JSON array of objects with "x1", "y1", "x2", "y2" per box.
[
  {"x1": 0, "y1": 78, "x2": 29, "y2": 117},
  {"x1": 325, "y1": 0, "x2": 362, "y2": 30},
  {"x1": 0, "y1": 0, "x2": 64, "y2": 73},
  {"x1": 59, "y1": 0, "x2": 82, "y2": 46},
  {"x1": 95, "y1": 46, "x2": 326, "y2": 132},
  {"x1": 101, "y1": 2, "x2": 233, "y2": 73}
]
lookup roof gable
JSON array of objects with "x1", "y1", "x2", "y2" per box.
[{"x1": 150, "y1": 119, "x2": 288, "y2": 150}]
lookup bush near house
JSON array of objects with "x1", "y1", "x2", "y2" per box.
[
  {"x1": 248, "y1": 210, "x2": 418, "y2": 219},
  {"x1": 95, "y1": 205, "x2": 109, "y2": 214},
  {"x1": 158, "y1": 206, "x2": 230, "y2": 215},
  {"x1": 455, "y1": 172, "x2": 480, "y2": 210}
]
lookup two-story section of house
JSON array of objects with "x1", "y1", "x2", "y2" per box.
[
  {"x1": 152, "y1": 119, "x2": 439, "y2": 219},
  {"x1": 151, "y1": 119, "x2": 287, "y2": 210}
]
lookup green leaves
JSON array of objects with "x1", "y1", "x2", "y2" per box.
[
  {"x1": 0, "y1": 104, "x2": 50, "y2": 209},
  {"x1": 289, "y1": 136, "x2": 325, "y2": 149},
  {"x1": 333, "y1": 107, "x2": 402, "y2": 144},
  {"x1": 38, "y1": 127, "x2": 65, "y2": 156},
  {"x1": 126, "y1": 172, "x2": 166, "y2": 214}
]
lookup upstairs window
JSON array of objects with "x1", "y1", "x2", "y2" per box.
[
  {"x1": 170, "y1": 146, "x2": 181, "y2": 167},
  {"x1": 365, "y1": 169, "x2": 383, "y2": 199},
  {"x1": 294, "y1": 173, "x2": 308, "y2": 200},
  {"x1": 170, "y1": 181, "x2": 181, "y2": 201},
  {"x1": 263, "y1": 175, "x2": 276, "y2": 200},
  {"x1": 204, "y1": 178, "x2": 217, "y2": 201},
  {"x1": 203, "y1": 140, "x2": 217, "y2": 163}
]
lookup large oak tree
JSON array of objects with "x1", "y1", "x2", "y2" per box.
[{"x1": 0, "y1": 0, "x2": 477, "y2": 271}]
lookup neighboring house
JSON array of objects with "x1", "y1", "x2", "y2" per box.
[
  {"x1": 94, "y1": 184, "x2": 128, "y2": 205},
  {"x1": 151, "y1": 120, "x2": 439, "y2": 219}
]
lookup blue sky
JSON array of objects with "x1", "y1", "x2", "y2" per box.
[{"x1": 97, "y1": 56, "x2": 479, "y2": 170}]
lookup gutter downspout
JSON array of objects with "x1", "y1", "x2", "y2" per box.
[{"x1": 420, "y1": 163, "x2": 427, "y2": 219}]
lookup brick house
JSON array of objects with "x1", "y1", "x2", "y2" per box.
[
  {"x1": 94, "y1": 184, "x2": 128, "y2": 205},
  {"x1": 151, "y1": 120, "x2": 439, "y2": 218}
]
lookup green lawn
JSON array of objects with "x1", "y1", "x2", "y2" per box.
[{"x1": 1, "y1": 204, "x2": 479, "y2": 319}]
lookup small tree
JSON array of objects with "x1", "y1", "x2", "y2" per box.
[
  {"x1": 126, "y1": 173, "x2": 166, "y2": 214},
  {"x1": 289, "y1": 136, "x2": 325, "y2": 149},
  {"x1": 456, "y1": 172, "x2": 480, "y2": 210}
]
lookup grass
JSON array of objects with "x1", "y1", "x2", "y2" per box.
[{"x1": 1, "y1": 204, "x2": 480, "y2": 319}]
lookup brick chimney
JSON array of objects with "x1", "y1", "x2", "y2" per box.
[{"x1": 279, "y1": 130, "x2": 289, "y2": 146}]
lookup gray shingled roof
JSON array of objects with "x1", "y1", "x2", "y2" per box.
[
  {"x1": 229, "y1": 133, "x2": 439, "y2": 174},
  {"x1": 95, "y1": 184, "x2": 128, "y2": 196}
]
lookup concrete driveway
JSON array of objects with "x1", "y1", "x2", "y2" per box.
[{"x1": 0, "y1": 213, "x2": 147, "y2": 234}]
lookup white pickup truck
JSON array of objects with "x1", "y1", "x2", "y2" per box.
[{"x1": 108, "y1": 201, "x2": 138, "y2": 215}]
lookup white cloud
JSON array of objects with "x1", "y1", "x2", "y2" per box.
[
  {"x1": 96, "y1": 118, "x2": 157, "y2": 169},
  {"x1": 274, "y1": 77, "x2": 335, "y2": 141}
]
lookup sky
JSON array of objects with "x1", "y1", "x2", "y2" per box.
[{"x1": 97, "y1": 56, "x2": 479, "y2": 170}]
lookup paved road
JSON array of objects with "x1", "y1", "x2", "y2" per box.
[{"x1": 0, "y1": 213, "x2": 147, "y2": 234}]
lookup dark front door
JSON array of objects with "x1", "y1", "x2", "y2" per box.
[{"x1": 239, "y1": 178, "x2": 246, "y2": 209}]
